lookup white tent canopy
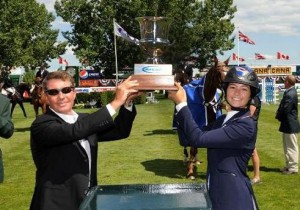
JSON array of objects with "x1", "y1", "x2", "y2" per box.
[{"x1": 10, "y1": 66, "x2": 25, "y2": 75}]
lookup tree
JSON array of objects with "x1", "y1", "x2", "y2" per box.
[
  {"x1": 190, "y1": 0, "x2": 236, "y2": 68},
  {"x1": 0, "y1": 0, "x2": 67, "y2": 70},
  {"x1": 55, "y1": 0, "x2": 236, "y2": 77}
]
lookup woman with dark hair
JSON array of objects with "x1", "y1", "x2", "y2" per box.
[{"x1": 169, "y1": 66, "x2": 260, "y2": 210}]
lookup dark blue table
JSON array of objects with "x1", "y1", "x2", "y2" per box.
[{"x1": 79, "y1": 183, "x2": 211, "y2": 210}]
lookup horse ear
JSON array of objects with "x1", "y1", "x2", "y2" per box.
[
  {"x1": 213, "y1": 56, "x2": 218, "y2": 64},
  {"x1": 213, "y1": 56, "x2": 219, "y2": 67},
  {"x1": 224, "y1": 56, "x2": 231, "y2": 66}
]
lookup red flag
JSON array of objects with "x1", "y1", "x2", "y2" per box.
[
  {"x1": 58, "y1": 56, "x2": 69, "y2": 65},
  {"x1": 232, "y1": 53, "x2": 237, "y2": 60},
  {"x1": 277, "y1": 52, "x2": 289, "y2": 60},
  {"x1": 238, "y1": 31, "x2": 255, "y2": 45},
  {"x1": 232, "y1": 53, "x2": 245, "y2": 61},
  {"x1": 255, "y1": 53, "x2": 266, "y2": 60}
]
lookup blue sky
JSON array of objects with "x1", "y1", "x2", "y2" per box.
[
  {"x1": 225, "y1": 0, "x2": 300, "y2": 67},
  {"x1": 38, "y1": 0, "x2": 300, "y2": 70}
]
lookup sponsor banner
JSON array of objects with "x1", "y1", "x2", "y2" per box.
[
  {"x1": 75, "y1": 88, "x2": 91, "y2": 93},
  {"x1": 134, "y1": 64, "x2": 172, "y2": 75},
  {"x1": 99, "y1": 79, "x2": 114, "y2": 86},
  {"x1": 79, "y1": 69, "x2": 101, "y2": 80},
  {"x1": 253, "y1": 67, "x2": 291, "y2": 75},
  {"x1": 75, "y1": 87, "x2": 115, "y2": 93},
  {"x1": 79, "y1": 79, "x2": 99, "y2": 87},
  {"x1": 90, "y1": 87, "x2": 116, "y2": 92}
]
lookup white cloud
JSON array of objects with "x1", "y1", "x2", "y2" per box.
[{"x1": 234, "y1": 0, "x2": 300, "y2": 36}]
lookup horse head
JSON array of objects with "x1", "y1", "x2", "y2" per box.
[
  {"x1": 202, "y1": 56, "x2": 230, "y2": 124},
  {"x1": 204, "y1": 56, "x2": 230, "y2": 100},
  {"x1": 212, "y1": 56, "x2": 230, "y2": 88},
  {"x1": 174, "y1": 64, "x2": 193, "y2": 86}
]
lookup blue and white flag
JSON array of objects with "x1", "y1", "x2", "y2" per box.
[{"x1": 114, "y1": 21, "x2": 139, "y2": 45}]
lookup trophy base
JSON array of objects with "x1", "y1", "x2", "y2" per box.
[{"x1": 130, "y1": 75, "x2": 176, "y2": 90}]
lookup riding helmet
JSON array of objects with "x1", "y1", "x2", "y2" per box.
[{"x1": 222, "y1": 65, "x2": 260, "y2": 98}]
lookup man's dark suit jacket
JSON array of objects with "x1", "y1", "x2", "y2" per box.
[
  {"x1": 35, "y1": 69, "x2": 49, "y2": 80},
  {"x1": 276, "y1": 86, "x2": 300, "y2": 133},
  {"x1": 30, "y1": 106, "x2": 136, "y2": 210},
  {"x1": 0, "y1": 94, "x2": 14, "y2": 138}
]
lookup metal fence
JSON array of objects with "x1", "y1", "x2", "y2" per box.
[{"x1": 259, "y1": 77, "x2": 300, "y2": 104}]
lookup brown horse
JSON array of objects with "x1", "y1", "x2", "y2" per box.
[
  {"x1": 203, "y1": 57, "x2": 229, "y2": 123},
  {"x1": 31, "y1": 77, "x2": 48, "y2": 116},
  {"x1": 175, "y1": 57, "x2": 229, "y2": 179}
]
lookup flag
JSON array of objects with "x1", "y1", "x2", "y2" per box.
[
  {"x1": 255, "y1": 53, "x2": 266, "y2": 60},
  {"x1": 114, "y1": 21, "x2": 139, "y2": 45},
  {"x1": 232, "y1": 53, "x2": 245, "y2": 61},
  {"x1": 238, "y1": 31, "x2": 255, "y2": 45},
  {"x1": 58, "y1": 56, "x2": 68, "y2": 65},
  {"x1": 277, "y1": 52, "x2": 289, "y2": 60}
]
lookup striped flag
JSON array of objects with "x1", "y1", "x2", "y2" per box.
[
  {"x1": 114, "y1": 21, "x2": 139, "y2": 45},
  {"x1": 277, "y1": 52, "x2": 289, "y2": 60},
  {"x1": 238, "y1": 31, "x2": 255, "y2": 45},
  {"x1": 58, "y1": 56, "x2": 68, "y2": 65},
  {"x1": 255, "y1": 53, "x2": 266, "y2": 60},
  {"x1": 232, "y1": 53, "x2": 245, "y2": 61}
]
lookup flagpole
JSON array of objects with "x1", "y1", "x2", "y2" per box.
[
  {"x1": 237, "y1": 28, "x2": 240, "y2": 66},
  {"x1": 113, "y1": 18, "x2": 119, "y2": 84}
]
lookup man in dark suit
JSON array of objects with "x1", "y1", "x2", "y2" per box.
[
  {"x1": 30, "y1": 71, "x2": 140, "y2": 210},
  {"x1": 0, "y1": 94, "x2": 14, "y2": 183},
  {"x1": 276, "y1": 75, "x2": 299, "y2": 175},
  {"x1": 35, "y1": 64, "x2": 49, "y2": 81}
]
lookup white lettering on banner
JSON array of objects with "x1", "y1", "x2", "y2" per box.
[
  {"x1": 134, "y1": 64, "x2": 172, "y2": 75},
  {"x1": 88, "y1": 73, "x2": 99, "y2": 77}
]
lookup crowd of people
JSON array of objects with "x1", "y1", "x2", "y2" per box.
[{"x1": 0, "y1": 64, "x2": 299, "y2": 210}]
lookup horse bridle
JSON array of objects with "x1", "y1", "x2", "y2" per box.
[{"x1": 203, "y1": 88, "x2": 224, "y2": 108}]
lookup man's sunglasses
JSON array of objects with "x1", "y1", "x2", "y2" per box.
[{"x1": 45, "y1": 87, "x2": 75, "y2": 96}]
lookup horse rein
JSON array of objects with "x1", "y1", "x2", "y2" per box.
[{"x1": 203, "y1": 86, "x2": 224, "y2": 107}]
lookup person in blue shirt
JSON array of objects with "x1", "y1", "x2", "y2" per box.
[{"x1": 168, "y1": 66, "x2": 260, "y2": 210}]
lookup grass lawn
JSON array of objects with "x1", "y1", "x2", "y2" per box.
[{"x1": 0, "y1": 99, "x2": 299, "y2": 210}]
